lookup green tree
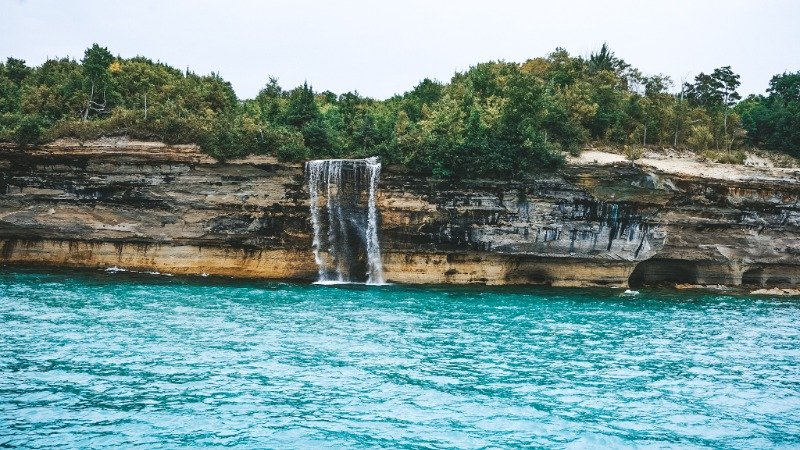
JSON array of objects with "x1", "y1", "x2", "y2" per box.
[
  {"x1": 589, "y1": 43, "x2": 616, "y2": 73},
  {"x1": 400, "y1": 78, "x2": 444, "y2": 121},
  {"x1": 0, "y1": 59, "x2": 26, "y2": 114},
  {"x1": 285, "y1": 82, "x2": 318, "y2": 128},
  {"x1": 685, "y1": 66, "x2": 741, "y2": 150},
  {"x1": 20, "y1": 58, "x2": 84, "y2": 121},
  {"x1": 14, "y1": 114, "x2": 44, "y2": 147},
  {"x1": 4, "y1": 57, "x2": 32, "y2": 85},
  {"x1": 81, "y1": 44, "x2": 114, "y2": 120},
  {"x1": 254, "y1": 76, "x2": 284, "y2": 123},
  {"x1": 302, "y1": 117, "x2": 332, "y2": 156},
  {"x1": 738, "y1": 72, "x2": 800, "y2": 156},
  {"x1": 713, "y1": 66, "x2": 742, "y2": 149}
]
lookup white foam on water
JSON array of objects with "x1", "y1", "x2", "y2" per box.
[
  {"x1": 102, "y1": 266, "x2": 171, "y2": 276},
  {"x1": 312, "y1": 280, "x2": 392, "y2": 286}
]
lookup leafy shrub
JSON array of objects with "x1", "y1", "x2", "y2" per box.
[
  {"x1": 700, "y1": 150, "x2": 746, "y2": 165},
  {"x1": 15, "y1": 114, "x2": 45, "y2": 147}
]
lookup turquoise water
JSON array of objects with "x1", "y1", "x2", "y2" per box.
[{"x1": 1, "y1": 270, "x2": 799, "y2": 449}]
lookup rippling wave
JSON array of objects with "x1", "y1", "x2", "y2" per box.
[{"x1": 1, "y1": 269, "x2": 799, "y2": 448}]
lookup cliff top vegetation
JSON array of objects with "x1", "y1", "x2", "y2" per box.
[{"x1": 1, "y1": 44, "x2": 797, "y2": 178}]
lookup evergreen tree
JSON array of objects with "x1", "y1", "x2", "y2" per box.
[
  {"x1": 81, "y1": 44, "x2": 114, "y2": 120},
  {"x1": 285, "y1": 82, "x2": 318, "y2": 128}
]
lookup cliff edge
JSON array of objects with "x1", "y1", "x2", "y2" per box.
[{"x1": 1, "y1": 138, "x2": 798, "y2": 288}]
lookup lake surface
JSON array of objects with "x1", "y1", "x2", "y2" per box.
[{"x1": 1, "y1": 269, "x2": 799, "y2": 449}]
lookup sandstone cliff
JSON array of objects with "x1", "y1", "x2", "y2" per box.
[{"x1": 1, "y1": 138, "x2": 798, "y2": 288}]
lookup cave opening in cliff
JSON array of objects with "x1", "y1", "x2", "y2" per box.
[
  {"x1": 742, "y1": 268, "x2": 765, "y2": 285},
  {"x1": 742, "y1": 266, "x2": 799, "y2": 286},
  {"x1": 507, "y1": 268, "x2": 554, "y2": 285},
  {"x1": 628, "y1": 258, "x2": 700, "y2": 288}
]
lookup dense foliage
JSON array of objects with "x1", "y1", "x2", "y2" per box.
[
  {"x1": 736, "y1": 72, "x2": 800, "y2": 155},
  {"x1": 1, "y1": 44, "x2": 797, "y2": 177}
]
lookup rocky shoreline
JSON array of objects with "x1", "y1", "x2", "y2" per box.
[{"x1": 1, "y1": 138, "x2": 798, "y2": 289}]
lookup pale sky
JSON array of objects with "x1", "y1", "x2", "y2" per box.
[{"x1": 3, "y1": 0, "x2": 799, "y2": 99}]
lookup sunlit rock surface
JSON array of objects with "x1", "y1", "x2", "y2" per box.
[{"x1": 0, "y1": 138, "x2": 798, "y2": 288}]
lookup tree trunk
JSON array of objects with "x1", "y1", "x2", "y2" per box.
[
  {"x1": 723, "y1": 108, "x2": 730, "y2": 151},
  {"x1": 82, "y1": 82, "x2": 94, "y2": 121},
  {"x1": 674, "y1": 86, "x2": 683, "y2": 148},
  {"x1": 643, "y1": 124, "x2": 647, "y2": 147}
]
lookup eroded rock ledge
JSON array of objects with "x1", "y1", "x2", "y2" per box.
[{"x1": 1, "y1": 138, "x2": 798, "y2": 288}]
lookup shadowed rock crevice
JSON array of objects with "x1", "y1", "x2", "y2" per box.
[
  {"x1": 504, "y1": 266, "x2": 554, "y2": 285},
  {"x1": 628, "y1": 258, "x2": 700, "y2": 288},
  {"x1": 742, "y1": 265, "x2": 800, "y2": 287},
  {"x1": 742, "y1": 267, "x2": 765, "y2": 285}
]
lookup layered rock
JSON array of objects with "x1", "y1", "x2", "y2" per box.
[{"x1": 0, "y1": 138, "x2": 798, "y2": 288}]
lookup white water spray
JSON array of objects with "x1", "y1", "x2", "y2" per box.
[
  {"x1": 364, "y1": 157, "x2": 384, "y2": 284},
  {"x1": 306, "y1": 157, "x2": 385, "y2": 285}
]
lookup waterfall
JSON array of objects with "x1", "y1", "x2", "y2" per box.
[{"x1": 306, "y1": 157, "x2": 385, "y2": 285}]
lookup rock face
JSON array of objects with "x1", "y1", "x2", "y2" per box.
[{"x1": 1, "y1": 138, "x2": 798, "y2": 288}]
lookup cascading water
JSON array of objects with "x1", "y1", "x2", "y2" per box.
[{"x1": 306, "y1": 157, "x2": 385, "y2": 285}]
